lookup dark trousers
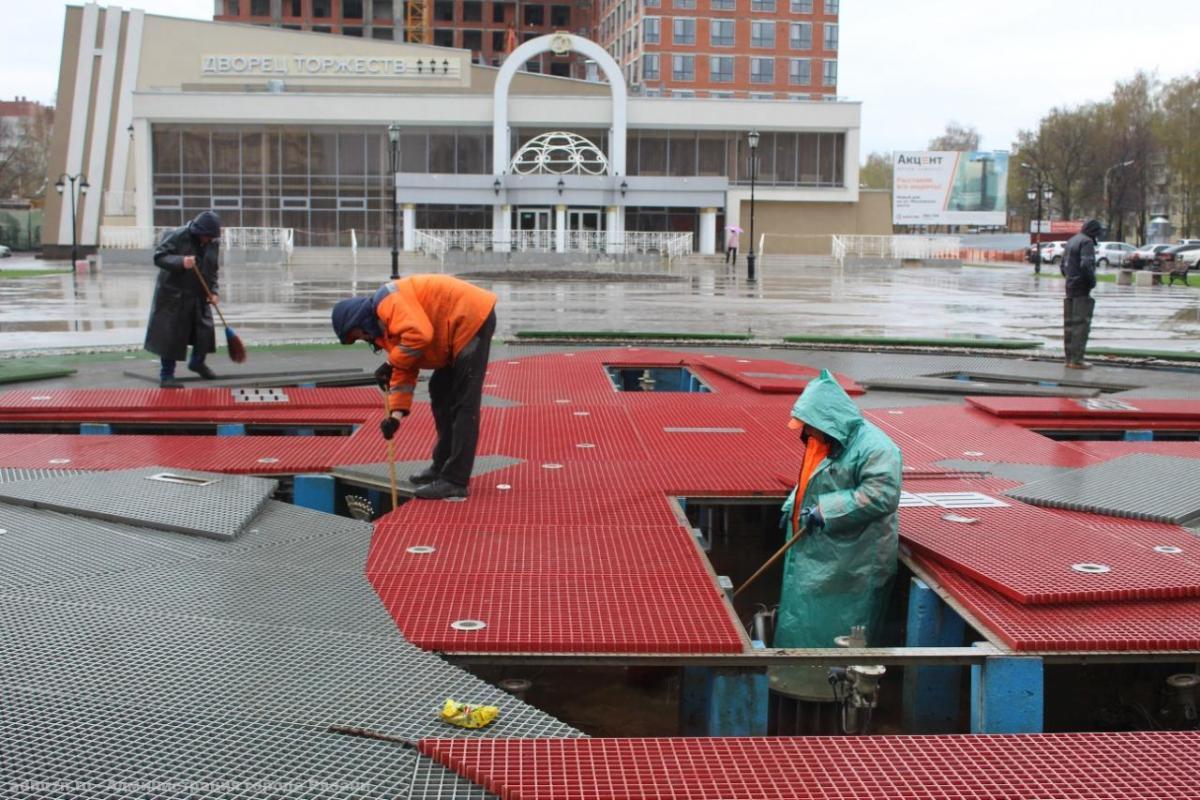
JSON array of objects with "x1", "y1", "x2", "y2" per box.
[
  {"x1": 427, "y1": 310, "x2": 496, "y2": 487},
  {"x1": 1063, "y1": 295, "x2": 1095, "y2": 364},
  {"x1": 725, "y1": 246, "x2": 738, "y2": 266},
  {"x1": 159, "y1": 352, "x2": 208, "y2": 380}
]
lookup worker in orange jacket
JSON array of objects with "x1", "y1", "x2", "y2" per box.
[{"x1": 332, "y1": 275, "x2": 497, "y2": 499}]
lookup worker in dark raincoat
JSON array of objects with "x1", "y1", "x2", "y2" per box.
[
  {"x1": 776, "y1": 370, "x2": 902, "y2": 647},
  {"x1": 144, "y1": 211, "x2": 221, "y2": 388}
]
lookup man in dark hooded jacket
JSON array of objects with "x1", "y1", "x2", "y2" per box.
[
  {"x1": 1061, "y1": 218, "x2": 1103, "y2": 369},
  {"x1": 144, "y1": 211, "x2": 221, "y2": 388}
]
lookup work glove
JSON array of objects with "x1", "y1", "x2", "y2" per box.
[
  {"x1": 374, "y1": 362, "x2": 394, "y2": 393},
  {"x1": 380, "y1": 415, "x2": 401, "y2": 441},
  {"x1": 800, "y1": 505, "x2": 824, "y2": 530}
]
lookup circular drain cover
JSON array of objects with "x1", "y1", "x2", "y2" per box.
[
  {"x1": 963, "y1": 451, "x2": 985, "y2": 457},
  {"x1": 496, "y1": 483, "x2": 512, "y2": 490},
  {"x1": 1154, "y1": 545, "x2": 1184, "y2": 555},
  {"x1": 542, "y1": 463, "x2": 564, "y2": 469},
  {"x1": 257, "y1": 457, "x2": 279, "y2": 464},
  {"x1": 942, "y1": 513, "x2": 978, "y2": 524},
  {"x1": 451, "y1": 619, "x2": 486, "y2": 631},
  {"x1": 48, "y1": 458, "x2": 71, "y2": 464},
  {"x1": 1071, "y1": 563, "x2": 1112, "y2": 574},
  {"x1": 1167, "y1": 673, "x2": 1200, "y2": 689},
  {"x1": 576, "y1": 443, "x2": 596, "y2": 449},
  {"x1": 407, "y1": 545, "x2": 436, "y2": 554}
]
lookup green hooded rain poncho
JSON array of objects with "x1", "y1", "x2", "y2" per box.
[{"x1": 776, "y1": 370, "x2": 902, "y2": 648}]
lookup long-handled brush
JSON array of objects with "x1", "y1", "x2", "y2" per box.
[{"x1": 191, "y1": 267, "x2": 246, "y2": 363}]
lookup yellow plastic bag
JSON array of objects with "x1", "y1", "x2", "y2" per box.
[{"x1": 439, "y1": 698, "x2": 499, "y2": 729}]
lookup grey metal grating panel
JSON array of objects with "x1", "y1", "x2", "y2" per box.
[
  {"x1": 935, "y1": 459, "x2": 1079, "y2": 484},
  {"x1": 0, "y1": 467, "x2": 278, "y2": 541},
  {"x1": 332, "y1": 456, "x2": 524, "y2": 491},
  {"x1": 1, "y1": 687, "x2": 419, "y2": 799},
  {"x1": 0, "y1": 467, "x2": 84, "y2": 484},
  {"x1": 1005, "y1": 454, "x2": 1200, "y2": 525}
]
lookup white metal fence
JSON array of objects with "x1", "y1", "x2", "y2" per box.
[
  {"x1": 413, "y1": 229, "x2": 693, "y2": 260},
  {"x1": 99, "y1": 226, "x2": 294, "y2": 260},
  {"x1": 832, "y1": 235, "x2": 961, "y2": 265}
]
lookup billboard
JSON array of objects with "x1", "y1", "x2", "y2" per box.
[{"x1": 892, "y1": 151, "x2": 1010, "y2": 226}]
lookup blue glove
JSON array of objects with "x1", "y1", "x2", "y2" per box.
[{"x1": 800, "y1": 505, "x2": 824, "y2": 530}]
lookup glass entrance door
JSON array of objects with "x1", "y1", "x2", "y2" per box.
[
  {"x1": 567, "y1": 209, "x2": 604, "y2": 251},
  {"x1": 513, "y1": 208, "x2": 552, "y2": 251}
]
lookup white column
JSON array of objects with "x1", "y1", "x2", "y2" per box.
[
  {"x1": 81, "y1": 6, "x2": 124, "y2": 245},
  {"x1": 133, "y1": 118, "x2": 152, "y2": 228},
  {"x1": 555, "y1": 204, "x2": 567, "y2": 253},
  {"x1": 605, "y1": 205, "x2": 619, "y2": 254},
  {"x1": 402, "y1": 203, "x2": 416, "y2": 252},
  {"x1": 58, "y1": 2, "x2": 99, "y2": 245},
  {"x1": 492, "y1": 204, "x2": 511, "y2": 252},
  {"x1": 699, "y1": 207, "x2": 717, "y2": 255}
]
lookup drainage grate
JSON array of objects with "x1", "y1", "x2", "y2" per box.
[
  {"x1": 232, "y1": 387, "x2": 290, "y2": 404},
  {"x1": 0, "y1": 467, "x2": 277, "y2": 541},
  {"x1": 900, "y1": 491, "x2": 1009, "y2": 509},
  {"x1": 1006, "y1": 454, "x2": 1200, "y2": 525}
]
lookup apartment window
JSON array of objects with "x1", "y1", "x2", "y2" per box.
[
  {"x1": 824, "y1": 22, "x2": 838, "y2": 49},
  {"x1": 525, "y1": 59, "x2": 542, "y2": 73},
  {"x1": 750, "y1": 0, "x2": 775, "y2": 10},
  {"x1": 709, "y1": 56, "x2": 734, "y2": 83},
  {"x1": 434, "y1": 1, "x2": 454, "y2": 20},
  {"x1": 375, "y1": 0, "x2": 394, "y2": 19},
  {"x1": 643, "y1": 53, "x2": 661, "y2": 79},
  {"x1": 749, "y1": 92, "x2": 775, "y2": 99},
  {"x1": 524, "y1": 4, "x2": 544, "y2": 25},
  {"x1": 673, "y1": 0, "x2": 697, "y2": 7},
  {"x1": 750, "y1": 57, "x2": 774, "y2": 83},
  {"x1": 673, "y1": 90, "x2": 696, "y2": 98},
  {"x1": 434, "y1": 29, "x2": 454, "y2": 46},
  {"x1": 789, "y1": 58, "x2": 811, "y2": 84},
  {"x1": 372, "y1": 27, "x2": 394, "y2": 39},
  {"x1": 791, "y1": 0, "x2": 812, "y2": 11},
  {"x1": 789, "y1": 22, "x2": 811, "y2": 49},
  {"x1": 822, "y1": 59, "x2": 837, "y2": 86},
  {"x1": 250, "y1": 0, "x2": 270, "y2": 15},
  {"x1": 711, "y1": 0, "x2": 735, "y2": 8},
  {"x1": 826, "y1": 0, "x2": 839, "y2": 13},
  {"x1": 550, "y1": 62, "x2": 570, "y2": 77},
  {"x1": 551, "y1": 5, "x2": 571, "y2": 26},
  {"x1": 225, "y1": 0, "x2": 240, "y2": 14},
  {"x1": 461, "y1": 0, "x2": 482, "y2": 20},
  {"x1": 492, "y1": 2, "x2": 509, "y2": 22},
  {"x1": 288, "y1": 0, "x2": 302, "y2": 13},
  {"x1": 710, "y1": 19, "x2": 734, "y2": 47},
  {"x1": 750, "y1": 21, "x2": 775, "y2": 48},
  {"x1": 645, "y1": 0, "x2": 660, "y2": 6},
  {"x1": 312, "y1": 0, "x2": 331, "y2": 16},
  {"x1": 672, "y1": 54, "x2": 695, "y2": 81},
  {"x1": 343, "y1": 0, "x2": 363, "y2": 16},
  {"x1": 492, "y1": 31, "x2": 505, "y2": 50},
  {"x1": 710, "y1": 90, "x2": 734, "y2": 98},
  {"x1": 643, "y1": 17, "x2": 660, "y2": 43},
  {"x1": 342, "y1": 26, "x2": 363, "y2": 35},
  {"x1": 463, "y1": 30, "x2": 483, "y2": 50},
  {"x1": 673, "y1": 18, "x2": 696, "y2": 44}
]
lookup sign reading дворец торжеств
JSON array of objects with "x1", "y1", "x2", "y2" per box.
[{"x1": 200, "y1": 54, "x2": 462, "y2": 78}]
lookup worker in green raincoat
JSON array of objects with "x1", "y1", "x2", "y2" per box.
[{"x1": 776, "y1": 370, "x2": 902, "y2": 647}]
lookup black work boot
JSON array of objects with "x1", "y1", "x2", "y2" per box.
[
  {"x1": 188, "y1": 362, "x2": 218, "y2": 380},
  {"x1": 413, "y1": 479, "x2": 469, "y2": 500},
  {"x1": 160, "y1": 377, "x2": 184, "y2": 389},
  {"x1": 408, "y1": 466, "x2": 440, "y2": 485}
]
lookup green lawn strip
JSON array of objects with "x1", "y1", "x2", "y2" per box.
[
  {"x1": 0, "y1": 363, "x2": 78, "y2": 385},
  {"x1": 515, "y1": 330, "x2": 753, "y2": 341},
  {"x1": 1089, "y1": 347, "x2": 1200, "y2": 362},
  {"x1": 782, "y1": 334, "x2": 1042, "y2": 350},
  {"x1": 0, "y1": 268, "x2": 74, "y2": 278},
  {"x1": 1035, "y1": 272, "x2": 1119, "y2": 284}
]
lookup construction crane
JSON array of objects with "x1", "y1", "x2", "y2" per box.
[{"x1": 405, "y1": 0, "x2": 431, "y2": 44}]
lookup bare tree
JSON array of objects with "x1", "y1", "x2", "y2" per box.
[
  {"x1": 859, "y1": 151, "x2": 893, "y2": 189},
  {"x1": 928, "y1": 121, "x2": 981, "y2": 152},
  {"x1": 0, "y1": 106, "x2": 53, "y2": 201},
  {"x1": 1158, "y1": 74, "x2": 1200, "y2": 238}
]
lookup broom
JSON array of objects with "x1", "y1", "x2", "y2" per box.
[{"x1": 191, "y1": 267, "x2": 246, "y2": 363}]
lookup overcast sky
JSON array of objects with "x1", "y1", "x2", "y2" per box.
[{"x1": 2, "y1": 0, "x2": 1196, "y2": 157}]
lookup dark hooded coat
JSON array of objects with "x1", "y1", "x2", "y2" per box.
[
  {"x1": 1062, "y1": 219, "x2": 1103, "y2": 298},
  {"x1": 144, "y1": 214, "x2": 220, "y2": 360}
]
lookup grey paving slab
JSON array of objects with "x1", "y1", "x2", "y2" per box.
[
  {"x1": 0, "y1": 467, "x2": 277, "y2": 541},
  {"x1": 1006, "y1": 454, "x2": 1200, "y2": 525},
  {"x1": 935, "y1": 459, "x2": 1079, "y2": 484}
]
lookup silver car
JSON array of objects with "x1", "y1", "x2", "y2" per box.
[
  {"x1": 1095, "y1": 241, "x2": 1137, "y2": 267},
  {"x1": 0, "y1": 245, "x2": 12, "y2": 258}
]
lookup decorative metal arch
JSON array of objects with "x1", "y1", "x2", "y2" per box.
[{"x1": 509, "y1": 131, "x2": 610, "y2": 176}]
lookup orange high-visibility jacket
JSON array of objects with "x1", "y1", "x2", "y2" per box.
[{"x1": 374, "y1": 275, "x2": 497, "y2": 414}]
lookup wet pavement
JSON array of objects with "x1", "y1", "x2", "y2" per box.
[{"x1": 1, "y1": 252, "x2": 1197, "y2": 354}]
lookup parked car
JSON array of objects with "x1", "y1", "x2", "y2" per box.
[
  {"x1": 1166, "y1": 244, "x2": 1200, "y2": 270},
  {"x1": 1095, "y1": 241, "x2": 1137, "y2": 267},
  {"x1": 0, "y1": 244, "x2": 12, "y2": 258},
  {"x1": 1157, "y1": 243, "x2": 1200, "y2": 273},
  {"x1": 1040, "y1": 241, "x2": 1066, "y2": 263},
  {"x1": 1128, "y1": 244, "x2": 1171, "y2": 270}
]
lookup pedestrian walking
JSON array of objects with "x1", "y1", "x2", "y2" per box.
[{"x1": 1062, "y1": 219, "x2": 1103, "y2": 369}]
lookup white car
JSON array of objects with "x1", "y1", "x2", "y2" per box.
[
  {"x1": 1174, "y1": 246, "x2": 1200, "y2": 269},
  {"x1": 0, "y1": 244, "x2": 12, "y2": 258},
  {"x1": 1095, "y1": 241, "x2": 1137, "y2": 267},
  {"x1": 1039, "y1": 241, "x2": 1066, "y2": 263}
]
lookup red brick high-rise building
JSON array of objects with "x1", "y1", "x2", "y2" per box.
[
  {"x1": 213, "y1": 0, "x2": 594, "y2": 76},
  {"x1": 594, "y1": 0, "x2": 838, "y2": 99}
]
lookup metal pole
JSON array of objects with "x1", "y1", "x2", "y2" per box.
[
  {"x1": 747, "y1": 147, "x2": 757, "y2": 282},
  {"x1": 1033, "y1": 182, "x2": 1042, "y2": 275},
  {"x1": 70, "y1": 177, "x2": 79, "y2": 268},
  {"x1": 389, "y1": 137, "x2": 399, "y2": 280}
]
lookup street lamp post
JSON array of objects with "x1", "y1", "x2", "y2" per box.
[
  {"x1": 387, "y1": 123, "x2": 401, "y2": 280},
  {"x1": 54, "y1": 172, "x2": 89, "y2": 266},
  {"x1": 746, "y1": 130, "x2": 759, "y2": 282},
  {"x1": 1026, "y1": 188, "x2": 1042, "y2": 273},
  {"x1": 1103, "y1": 159, "x2": 1134, "y2": 234}
]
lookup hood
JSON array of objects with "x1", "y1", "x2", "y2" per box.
[
  {"x1": 1082, "y1": 219, "x2": 1103, "y2": 239},
  {"x1": 331, "y1": 296, "x2": 382, "y2": 345},
  {"x1": 187, "y1": 211, "x2": 222, "y2": 239},
  {"x1": 790, "y1": 369, "x2": 864, "y2": 447}
]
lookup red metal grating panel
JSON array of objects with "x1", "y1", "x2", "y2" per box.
[
  {"x1": 701, "y1": 355, "x2": 865, "y2": 395},
  {"x1": 372, "y1": 571, "x2": 744, "y2": 653},
  {"x1": 968, "y1": 396, "x2": 1200, "y2": 420},
  {"x1": 418, "y1": 733, "x2": 1200, "y2": 800},
  {"x1": 901, "y1": 486, "x2": 1200, "y2": 605},
  {"x1": 377, "y1": 486, "x2": 683, "y2": 529},
  {"x1": 914, "y1": 552, "x2": 1200, "y2": 651},
  {"x1": 485, "y1": 405, "x2": 650, "y2": 461},
  {"x1": 0, "y1": 386, "x2": 379, "y2": 415}
]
